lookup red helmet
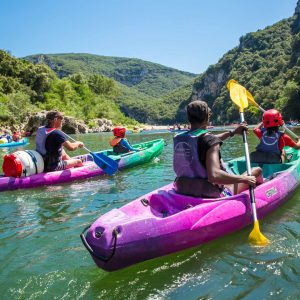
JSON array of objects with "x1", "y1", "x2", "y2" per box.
[
  {"x1": 262, "y1": 109, "x2": 283, "y2": 128},
  {"x1": 113, "y1": 127, "x2": 126, "y2": 138}
]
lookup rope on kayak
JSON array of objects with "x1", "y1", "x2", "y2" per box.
[
  {"x1": 26, "y1": 150, "x2": 38, "y2": 174},
  {"x1": 80, "y1": 226, "x2": 118, "y2": 262}
]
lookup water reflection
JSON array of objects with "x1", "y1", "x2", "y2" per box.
[{"x1": 0, "y1": 129, "x2": 299, "y2": 300}]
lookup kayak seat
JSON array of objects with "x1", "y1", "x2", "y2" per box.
[
  {"x1": 148, "y1": 189, "x2": 211, "y2": 217},
  {"x1": 227, "y1": 159, "x2": 292, "y2": 178},
  {"x1": 148, "y1": 193, "x2": 182, "y2": 217},
  {"x1": 251, "y1": 162, "x2": 291, "y2": 178},
  {"x1": 106, "y1": 151, "x2": 115, "y2": 156}
]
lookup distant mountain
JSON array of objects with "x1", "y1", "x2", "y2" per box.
[
  {"x1": 184, "y1": 0, "x2": 300, "y2": 123},
  {"x1": 24, "y1": 53, "x2": 197, "y2": 98},
  {"x1": 0, "y1": 50, "x2": 138, "y2": 127},
  {"x1": 4, "y1": 1, "x2": 299, "y2": 127}
]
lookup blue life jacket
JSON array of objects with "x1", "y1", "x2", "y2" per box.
[
  {"x1": 173, "y1": 129, "x2": 208, "y2": 179},
  {"x1": 256, "y1": 128, "x2": 283, "y2": 155},
  {"x1": 36, "y1": 126, "x2": 57, "y2": 156},
  {"x1": 1, "y1": 134, "x2": 11, "y2": 142}
]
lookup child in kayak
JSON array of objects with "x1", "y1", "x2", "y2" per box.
[
  {"x1": 12, "y1": 131, "x2": 20, "y2": 142},
  {"x1": 1, "y1": 131, "x2": 11, "y2": 143},
  {"x1": 110, "y1": 127, "x2": 140, "y2": 154},
  {"x1": 173, "y1": 100, "x2": 263, "y2": 198},
  {"x1": 251, "y1": 109, "x2": 300, "y2": 163}
]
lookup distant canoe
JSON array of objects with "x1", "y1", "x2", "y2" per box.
[{"x1": 0, "y1": 138, "x2": 28, "y2": 148}]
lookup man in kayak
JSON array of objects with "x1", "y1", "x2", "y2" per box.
[
  {"x1": 36, "y1": 111, "x2": 84, "y2": 172},
  {"x1": 110, "y1": 127, "x2": 140, "y2": 154},
  {"x1": 251, "y1": 109, "x2": 300, "y2": 163},
  {"x1": 173, "y1": 100, "x2": 263, "y2": 198}
]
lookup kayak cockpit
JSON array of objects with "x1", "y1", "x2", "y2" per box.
[
  {"x1": 144, "y1": 189, "x2": 239, "y2": 218},
  {"x1": 227, "y1": 147, "x2": 299, "y2": 178}
]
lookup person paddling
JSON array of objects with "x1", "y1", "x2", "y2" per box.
[
  {"x1": 110, "y1": 127, "x2": 140, "y2": 154},
  {"x1": 173, "y1": 100, "x2": 263, "y2": 198},
  {"x1": 12, "y1": 131, "x2": 20, "y2": 142},
  {"x1": 36, "y1": 111, "x2": 84, "y2": 172},
  {"x1": 251, "y1": 109, "x2": 300, "y2": 164},
  {"x1": 1, "y1": 131, "x2": 11, "y2": 142}
]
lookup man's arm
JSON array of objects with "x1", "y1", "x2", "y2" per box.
[
  {"x1": 62, "y1": 140, "x2": 84, "y2": 151},
  {"x1": 206, "y1": 144, "x2": 256, "y2": 186},
  {"x1": 215, "y1": 123, "x2": 248, "y2": 141}
]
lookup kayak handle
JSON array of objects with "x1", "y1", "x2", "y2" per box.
[{"x1": 80, "y1": 225, "x2": 118, "y2": 262}]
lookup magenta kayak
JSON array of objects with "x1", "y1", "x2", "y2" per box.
[
  {"x1": 81, "y1": 147, "x2": 300, "y2": 271},
  {"x1": 0, "y1": 139, "x2": 164, "y2": 192}
]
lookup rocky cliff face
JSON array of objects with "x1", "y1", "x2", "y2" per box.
[
  {"x1": 184, "y1": 1, "x2": 300, "y2": 123},
  {"x1": 22, "y1": 112, "x2": 112, "y2": 135},
  {"x1": 293, "y1": 0, "x2": 300, "y2": 32},
  {"x1": 23, "y1": 111, "x2": 89, "y2": 134}
]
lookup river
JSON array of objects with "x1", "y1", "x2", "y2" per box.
[{"x1": 0, "y1": 129, "x2": 299, "y2": 299}]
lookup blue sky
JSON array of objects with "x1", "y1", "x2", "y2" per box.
[{"x1": 0, "y1": 0, "x2": 297, "y2": 73}]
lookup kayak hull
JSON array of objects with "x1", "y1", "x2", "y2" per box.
[
  {"x1": 0, "y1": 139, "x2": 164, "y2": 191},
  {"x1": 0, "y1": 138, "x2": 28, "y2": 148},
  {"x1": 82, "y1": 148, "x2": 300, "y2": 271}
]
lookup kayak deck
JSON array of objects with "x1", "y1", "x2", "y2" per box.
[
  {"x1": 0, "y1": 138, "x2": 28, "y2": 148},
  {"x1": 0, "y1": 139, "x2": 164, "y2": 191},
  {"x1": 82, "y1": 147, "x2": 300, "y2": 271}
]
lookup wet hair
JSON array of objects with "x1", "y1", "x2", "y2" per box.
[
  {"x1": 186, "y1": 101, "x2": 210, "y2": 124},
  {"x1": 46, "y1": 110, "x2": 64, "y2": 126}
]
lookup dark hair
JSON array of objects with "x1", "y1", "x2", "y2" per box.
[
  {"x1": 266, "y1": 126, "x2": 279, "y2": 136},
  {"x1": 186, "y1": 101, "x2": 210, "y2": 124},
  {"x1": 46, "y1": 110, "x2": 64, "y2": 126}
]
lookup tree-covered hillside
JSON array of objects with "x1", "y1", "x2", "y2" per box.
[
  {"x1": 0, "y1": 50, "x2": 137, "y2": 127},
  {"x1": 188, "y1": 1, "x2": 300, "y2": 124},
  {"x1": 2, "y1": 1, "x2": 299, "y2": 127},
  {"x1": 24, "y1": 53, "x2": 197, "y2": 98}
]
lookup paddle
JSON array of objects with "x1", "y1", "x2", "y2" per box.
[
  {"x1": 64, "y1": 133, "x2": 118, "y2": 176},
  {"x1": 227, "y1": 79, "x2": 269, "y2": 246},
  {"x1": 245, "y1": 88, "x2": 300, "y2": 140}
]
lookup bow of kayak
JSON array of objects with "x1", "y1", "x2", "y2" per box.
[{"x1": 81, "y1": 147, "x2": 300, "y2": 271}]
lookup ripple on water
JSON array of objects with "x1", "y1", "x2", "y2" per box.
[{"x1": 0, "y1": 132, "x2": 300, "y2": 299}]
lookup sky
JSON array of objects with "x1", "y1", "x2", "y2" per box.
[{"x1": 0, "y1": 0, "x2": 297, "y2": 74}]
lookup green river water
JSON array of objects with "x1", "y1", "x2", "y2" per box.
[{"x1": 0, "y1": 130, "x2": 299, "y2": 300}]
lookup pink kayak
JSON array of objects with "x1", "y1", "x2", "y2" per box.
[
  {"x1": 81, "y1": 147, "x2": 300, "y2": 271},
  {"x1": 0, "y1": 139, "x2": 164, "y2": 191}
]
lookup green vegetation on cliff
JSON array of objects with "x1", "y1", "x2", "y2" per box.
[
  {"x1": 190, "y1": 8, "x2": 300, "y2": 124},
  {"x1": 25, "y1": 53, "x2": 196, "y2": 98},
  {"x1": 0, "y1": 50, "x2": 138, "y2": 126},
  {"x1": 24, "y1": 53, "x2": 197, "y2": 124},
  {"x1": 1, "y1": 2, "x2": 299, "y2": 127}
]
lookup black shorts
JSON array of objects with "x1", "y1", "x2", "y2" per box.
[{"x1": 48, "y1": 160, "x2": 67, "y2": 172}]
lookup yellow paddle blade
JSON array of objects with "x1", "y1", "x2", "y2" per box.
[
  {"x1": 227, "y1": 80, "x2": 249, "y2": 112},
  {"x1": 249, "y1": 220, "x2": 269, "y2": 246},
  {"x1": 226, "y1": 79, "x2": 238, "y2": 90},
  {"x1": 246, "y1": 90, "x2": 259, "y2": 107}
]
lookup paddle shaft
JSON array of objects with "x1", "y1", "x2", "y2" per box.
[
  {"x1": 240, "y1": 112, "x2": 259, "y2": 222},
  {"x1": 255, "y1": 104, "x2": 299, "y2": 139},
  {"x1": 62, "y1": 132, "x2": 118, "y2": 176},
  {"x1": 64, "y1": 133, "x2": 92, "y2": 153}
]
